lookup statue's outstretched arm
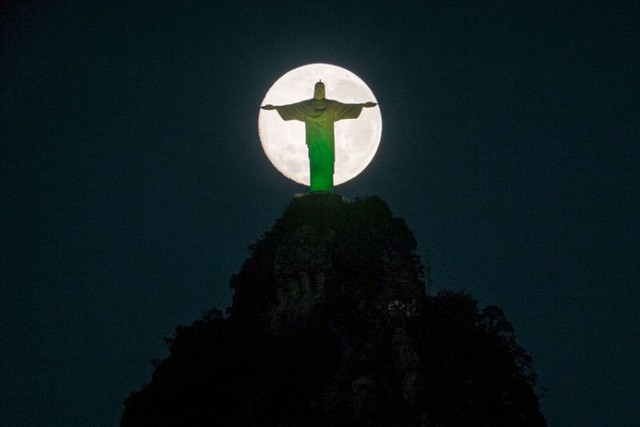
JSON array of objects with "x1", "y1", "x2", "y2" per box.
[
  {"x1": 362, "y1": 102, "x2": 377, "y2": 108},
  {"x1": 261, "y1": 101, "x2": 308, "y2": 122}
]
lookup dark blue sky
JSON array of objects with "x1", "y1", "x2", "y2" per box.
[{"x1": 1, "y1": 1, "x2": 638, "y2": 425}]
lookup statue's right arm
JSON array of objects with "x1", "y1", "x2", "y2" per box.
[{"x1": 262, "y1": 101, "x2": 306, "y2": 121}]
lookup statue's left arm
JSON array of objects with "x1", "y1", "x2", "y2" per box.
[{"x1": 332, "y1": 101, "x2": 377, "y2": 121}]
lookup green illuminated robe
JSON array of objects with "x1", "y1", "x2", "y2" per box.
[{"x1": 276, "y1": 99, "x2": 364, "y2": 193}]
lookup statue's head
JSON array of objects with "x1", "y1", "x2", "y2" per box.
[{"x1": 313, "y1": 81, "x2": 325, "y2": 100}]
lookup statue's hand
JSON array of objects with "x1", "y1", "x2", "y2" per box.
[
  {"x1": 363, "y1": 102, "x2": 377, "y2": 108},
  {"x1": 261, "y1": 104, "x2": 276, "y2": 110}
]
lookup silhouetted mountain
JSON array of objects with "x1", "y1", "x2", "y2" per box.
[{"x1": 121, "y1": 194, "x2": 546, "y2": 426}]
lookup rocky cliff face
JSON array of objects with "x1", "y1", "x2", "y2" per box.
[
  {"x1": 121, "y1": 194, "x2": 546, "y2": 427},
  {"x1": 230, "y1": 194, "x2": 424, "y2": 330}
]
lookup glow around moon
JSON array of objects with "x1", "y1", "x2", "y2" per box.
[{"x1": 258, "y1": 63, "x2": 382, "y2": 187}]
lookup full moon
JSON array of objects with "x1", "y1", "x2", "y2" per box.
[{"x1": 258, "y1": 63, "x2": 382, "y2": 187}]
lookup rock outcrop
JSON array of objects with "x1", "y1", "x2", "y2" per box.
[{"x1": 121, "y1": 194, "x2": 546, "y2": 426}]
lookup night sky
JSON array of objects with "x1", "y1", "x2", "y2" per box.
[{"x1": 1, "y1": 1, "x2": 638, "y2": 426}]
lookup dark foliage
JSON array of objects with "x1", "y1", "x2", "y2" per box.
[{"x1": 121, "y1": 194, "x2": 546, "y2": 426}]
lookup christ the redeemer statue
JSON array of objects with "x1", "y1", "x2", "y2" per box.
[{"x1": 261, "y1": 81, "x2": 377, "y2": 193}]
